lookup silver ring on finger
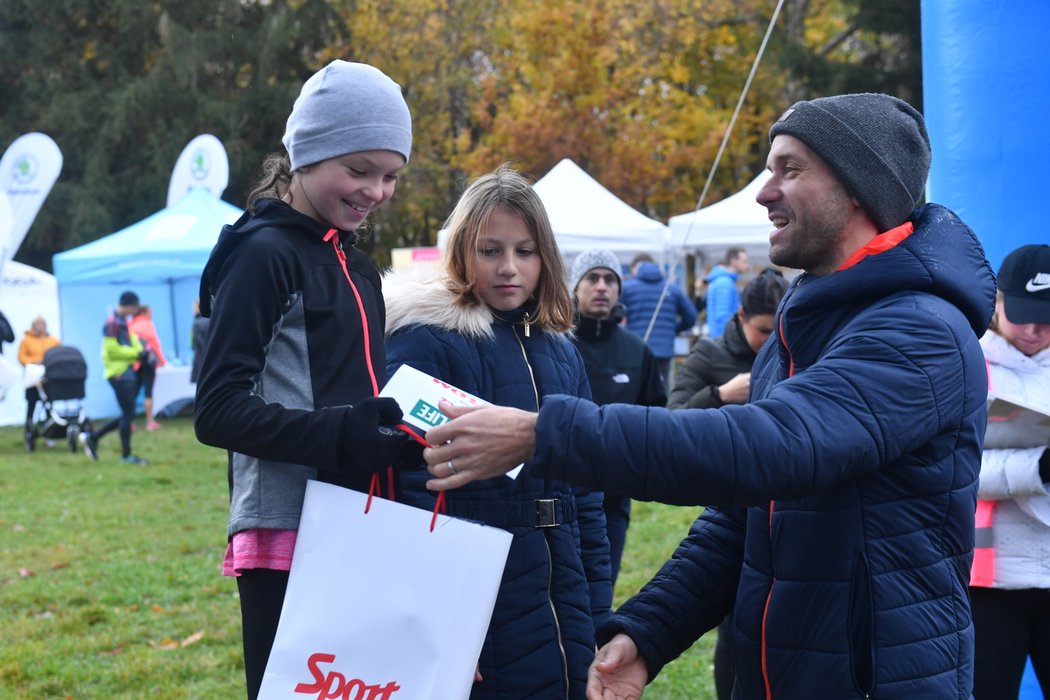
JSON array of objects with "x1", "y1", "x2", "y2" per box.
[{"x1": 447, "y1": 459, "x2": 457, "y2": 476}]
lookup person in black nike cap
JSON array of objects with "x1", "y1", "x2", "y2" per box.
[{"x1": 971, "y1": 243, "x2": 1050, "y2": 699}]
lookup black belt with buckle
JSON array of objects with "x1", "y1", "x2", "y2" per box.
[
  {"x1": 445, "y1": 497, "x2": 576, "y2": 528},
  {"x1": 534, "y1": 499, "x2": 559, "y2": 527}
]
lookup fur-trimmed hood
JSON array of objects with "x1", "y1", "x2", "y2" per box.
[{"x1": 383, "y1": 265, "x2": 495, "y2": 340}]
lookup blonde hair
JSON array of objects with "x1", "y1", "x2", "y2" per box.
[
  {"x1": 989, "y1": 291, "x2": 1004, "y2": 334},
  {"x1": 442, "y1": 165, "x2": 573, "y2": 332}
]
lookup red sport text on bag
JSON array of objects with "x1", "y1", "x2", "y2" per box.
[{"x1": 293, "y1": 653, "x2": 402, "y2": 700}]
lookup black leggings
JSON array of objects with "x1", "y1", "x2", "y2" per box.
[
  {"x1": 96, "y1": 376, "x2": 137, "y2": 457},
  {"x1": 136, "y1": 364, "x2": 156, "y2": 399},
  {"x1": 237, "y1": 569, "x2": 289, "y2": 700},
  {"x1": 25, "y1": 386, "x2": 40, "y2": 431},
  {"x1": 971, "y1": 586, "x2": 1050, "y2": 699}
]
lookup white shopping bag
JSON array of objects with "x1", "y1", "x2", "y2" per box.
[
  {"x1": 23, "y1": 362, "x2": 44, "y2": 389},
  {"x1": 258, "y1": 480, "x2": 513, "y2": 700}
]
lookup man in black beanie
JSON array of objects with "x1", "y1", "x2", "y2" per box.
[{"x1": 418, "y1": 94, "x2": 994, "y2": 699}]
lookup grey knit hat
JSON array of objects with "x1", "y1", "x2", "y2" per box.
[
  {"x1": 282, "y1": 60, "x2": 412, "y2": 171},
  {"x1": 768, "y1": 93, "x2": 931, "y2": 232},
  {"x1": 570, "y1": 248, "x2": 622, "y2": 294}
]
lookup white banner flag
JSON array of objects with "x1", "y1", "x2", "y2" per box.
[
  {"x1": 0, "y1": 133, "x2": 63, "y2": 262},
  {"x1": 166, "y1": 134, "x2": 229, "y2": 207}
]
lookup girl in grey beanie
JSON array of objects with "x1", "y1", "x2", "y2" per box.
[
  {"x1": 195, "y1": 60, "x2": 413, "y2": 700},
  {"x1": 247, "y1": 60, "x2": 413, "y2": 228}
]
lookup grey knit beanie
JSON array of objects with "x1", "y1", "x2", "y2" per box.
[
  {"x1": 768, "y1": 93, "x2": 931, "y2": 232},
  {"x1": 570, "y1": 248, "x2": 622, "y2": 294},
  {"x1": 282, "y1": 60, "x2": 412, "y2": 171}
]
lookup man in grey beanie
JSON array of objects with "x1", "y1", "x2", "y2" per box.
[
  {"x1": 568, "y1": 248, "x2": 665, "y2": 586},
  {"x1": 415, "y1": 93, "x2": 995, "y2": 699}
]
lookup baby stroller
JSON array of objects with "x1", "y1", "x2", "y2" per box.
[{"x1": 27, "y1": 345, "x2": 93, "y2": 452}]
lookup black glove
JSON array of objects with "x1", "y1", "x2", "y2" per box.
[
  {"x1": 399, "y1": 436, "x2": 427, "y2": 471},
  {"x1": 337, "y1": 397, "x2": 406, "y2": 474}
]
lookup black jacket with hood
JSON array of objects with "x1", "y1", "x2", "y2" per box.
[
  {"x1": 572, "y1": 303, "x2": 667, "y2": 409},
  {"x1": 666, "y1": 313, "x2": 756, "y2": 410},
  {"x1": 195, "y1": 198, "x2": 392, "y2": 537}
]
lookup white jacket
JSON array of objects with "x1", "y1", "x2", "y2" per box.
[{"x1": 977, "y1": 330, "x2": 1050, "y2": 588}]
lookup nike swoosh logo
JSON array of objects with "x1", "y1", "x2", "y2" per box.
[{"x1": 1026, "y1": 280, "x2": 1050, "y2": 292}]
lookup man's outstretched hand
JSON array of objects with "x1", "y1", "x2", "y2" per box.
[{"x1": 422, "y1": 401, "x2": 538, "y2": 490}]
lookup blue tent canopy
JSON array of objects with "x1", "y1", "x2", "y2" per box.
[{"x1": 53, "y1": 188, "x2": 242, "y2": 419}]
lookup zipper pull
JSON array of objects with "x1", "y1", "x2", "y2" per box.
[{"x1": 523, "y1": 312, "x2": 531, "y2": 338}]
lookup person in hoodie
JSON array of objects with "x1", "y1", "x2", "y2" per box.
[
  {"x1": 418, "y1": 93, "x2": 995, "y2": 699},
  {"x1": 383, "y1": 165, "x2": 612, "y2": 700},
  {"x1": 128, "y1": 304, "x2": 167, "y2": 431},
  {"x1": 619, "y1": 253, "x2": 697, "y2": 388},
  {"x1": 969, "y1": 244, "x2": 1050, "y2": 699},
  {"x1": 568, "y1": 247, "x2": 665, "y2": 587},
  {"x1": 193, "y1": 61, "x2": 412, "y2": 700},
  {"x1": 79, "y1": 290, "x2": 148, "y2": 464},
  {"x1": 704, "y1": 246, "x2": 750, "y2": 340}
]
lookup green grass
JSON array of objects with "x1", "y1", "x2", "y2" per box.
[{"x1": 0, "y1": 417, "x2": 716, "y2": 698}]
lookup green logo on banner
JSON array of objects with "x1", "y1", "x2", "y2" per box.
[
  {"x1": 13, "y1": 154, "x2": 37, "y2": 184},
  {"x1": 411, "y1": 399, "x2": 447, "y2": 428},
  {"x1": 191, "y1": 148, "x2": 210, "y2": 180}
]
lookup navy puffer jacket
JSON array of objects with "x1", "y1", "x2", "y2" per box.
[
  {"x1": 383, "y1": 269, "x2": 612, "y2": 700},
  {"x1": 530, "y1": 204, "x2": 995, "y2": 699}
]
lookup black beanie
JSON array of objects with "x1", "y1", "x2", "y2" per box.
[
  {"x1": 119, "y1": 290, "x2": 139, "y2": 307},
  {"x1": 768, "y1": 93, "x2": 931, "y2": 233}
]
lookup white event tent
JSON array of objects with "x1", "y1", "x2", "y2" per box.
[
  {"x1": 533, "y1": 159, "x2": 668, "y2": 264},
  {"x1": 437, "y1": 159, "x2": 668, "y2": 267},
  {"x1": 52, "y1": 189, "x2": 242, "y2": 419},
  {"x1": 0, "y1": 261, "x2": 61, "y2": 426},
  {"x1": 667, "y1": 170, "x2": 776, "y2": 270}
]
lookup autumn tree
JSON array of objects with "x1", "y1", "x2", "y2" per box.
[
  {"x1": 0, "y1": 0, "x2": 347, "y2": 269},
  {"x1": 406, "y1": 0, "x2": 784, "y2": 221},
  {"x1": 1, "y1": 0, "x2": 920, "y2": 269},
  {"x1": 327, "y1": 0, "x2": 505, "y2": 258}
]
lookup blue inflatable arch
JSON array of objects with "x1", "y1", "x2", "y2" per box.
[{"x1": 922, "y1": 0, "x2": 1049, "y2": 272}]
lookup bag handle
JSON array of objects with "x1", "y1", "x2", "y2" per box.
[
  {"x1": 325, "y1": 227, "x2": 453, "y2": 528},
  {"x1": 363, "y1": 425, "x2": 447, "y2": 532}
]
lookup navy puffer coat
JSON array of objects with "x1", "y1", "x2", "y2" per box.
[
  {"x1": 383, "y1": 269, "x2": 612, "y2": 700},
  {"x1": 530, "y1": 204, "x2": 995, "y2": 699},
  {"x1": 620, "y1": 262, "x2": 697, "y2": 359}
]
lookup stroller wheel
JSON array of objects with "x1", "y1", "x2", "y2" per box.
[
  {"x1": 67, "y1": 426, "x2": 80, "y2": 454},
  {"x1": 25, "y1": 432, "x2": 35, "y2": 452}
]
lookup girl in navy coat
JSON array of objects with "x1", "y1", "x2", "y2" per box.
[{"x1": 383, "y1": 165, "x2": 611, "y2": 699}]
